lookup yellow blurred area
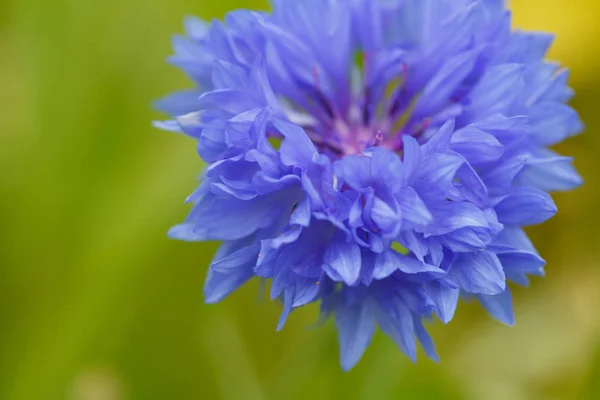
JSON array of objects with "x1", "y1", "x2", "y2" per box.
[
  {"x1": 1, "y1": 1, "x2": 599, "y2": 399},
  {"x1": 513, "y1": 0, "x2": 600, "y2": 79}
]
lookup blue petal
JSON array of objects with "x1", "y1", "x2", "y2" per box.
[
  {"x1": 504, "y1": 31, "x2": 554, "y2": 64},
  {"x1": 270, "y1": 264, "x2": 292, "y2": 300},
  {"x1": 154, "y1": 90, "x2": 203, "y2": 116},
  {"x1": 350, "y1": 0, "x2": 382, "y2": 51},
  {"x1": 404, "y1": 254, "x2": 444, "y2": 277},
  {"x1": 496, "y1": 249, "x2": 546, "y2": 275},
  {"x1": 495, "y1": 187, "x2": 557, "y2": 226},
  {"x1": 169, "y1": 207, "x2": 259, "y2": 241},
  {"x1": 397, "y1": 284, "x2": 436, "y2": 315},
  {"x1": 211, "y1": 182, "x2": 256, "y2": 201},
  {"x1": 335, "y1": 301, "x2": 376, "y2": 371},
  {"x1": 479, "y1": 152, "x2": 528, "y2": 194},
  {"x1": 370, "y1": 197, "x2": 402, "y2": 239},
  {"x1": 272, "y1": 0, "x2": 353, "y2": 109},
  {"x1": 472, "y1": 114, "x2": 530, "y2": 143},
  {"x1": 529, "y1": 102, "x2": 583, "y2": 146},
  {"x1": 397, "y1": 187, "x2": 433, "y2": 226},
  {"x1": 358, "y1": 250, "x2": 376, "y2": 286},
  {"x1": 426, "y1": 241, "x2": 445, "y2": 267},
  {"x1": 516, "y1": 150, "x2": 583, "y2": 192},
  {"x1": 375, "y1": 299, "x2": 417, "y2": 362},
  {"x1": 522, "y1": 62, "x2": 560, "y2": 104},
  {"x1": 451, "y1": 125, "x2": 504, "y2": 164},
  {"x1": 198, "y1": 89, "x2": 257, "y2": 116},
  {"x1": 478, "y1": 288, "x2": 515, "y2": 326},
  {"x1": 268, "y1": 227, "x2": 303, "y2": 250},
  {"x1": 248, "y1": 56, "x2": 282, "y2": 112},
  {"x1": 374, "y1": 251, "x2": 444, "y2": 280},
  {"x1": 449, "y1": 251, "x2": 506, "y2": 295},
  {"x1": 196, "y1": 128, "x2": 229, "y2": 163},
  {"x1": 211, "y1": 60, "x2": 247, "y2": 90},
  {"x1": 204, "y1": 264, "x2": 254, "y2": 304},
  {"x1": 413, "y1": 153, "x2": 463, "y2": 198},
  {"x1": 152, "y1": 119, "x2": 181, "y2": 133},
  {"x1": 348, "y1": 197, "x2": 365, "y2": 229},
  {"x1": 372, "y1": 251, "x2": 400, "y2": 280},
  {"x1": 413, "y1": 49, "x2": 478, "y2": 119},
  {"x1": 292, "y1": 278, "x2": 321, "y2": 307},
  {"x1": 426, "y1": 201, "x2": 490, "y2": 236},
  {"x1": 401, "y1": 135, "x2": 423, "y2": 184},
  {"x1": 480, "y1": 0, "x2": 504, "y2": 18},
  {"x1": 426, "y1": 280, "x2": 460, "y2": 324},
  {"x1": 210, "y1": 243, "x2": 260, "y2": 273},
  {"x1": 245, "y1": 148, "x2": 280, "y2": 177},
  {"x1": 537, "y1": 69, "x2": 573, "y2": 103},
  {"x1": 421, "y1": 120, "x2": 455, "y2": 155},
  {"x1": 466, "y1": 64, "x2": 524, "y2": 118},
  {"x1": 273, "y1": 119, "x2": 318, "y2": 168},
  {"x1": 277, "y1": 288, "x2": 294, "y2": 331},
  {"x1": 176, "y1": 111, "x2": 207, "y2": 139},
  {"x1": 168, "y1": 35, "x2": 213, "y2": 87},
  {"x1": 324, "y1": 238, "x2": 362, "y2": 286},
  {"x1": 290, "y1": 197, "x2": 312, "y2": 227},
  {"x1": 170, "y1": 189, "x2": 298, "y2": 241},
  {"x1": 300, "y1": 173, "x2": 325, "y2": 209},
  {"x1": 506, "y1": 271, "x2": 531, "y2": 287},
  {"x1": 414, "y1": 317, "x2": 439, "y2": 362},
  {"x1": 398, "y1": 231, "x2": 429, "y2": 261},
  {"x1": 206, "y1": 19, "x2": 237, "y2": 63},
  {"x1": 334, "y1": 155, "x2": 372, "y2": 190},
  {"x1": 369, "y1": 147, "x2": 404, "y2": 189},
  {"x1": 171, "y1": 34, "x2": 201, "y2": 59},
  {"x1": 251, "y1": 174, "x2": 302, "y2": 195},
  {"x1": 494, "y1": 227, "x2": 536, "y2": 251},
  {"x1": 455, "y1": 159, "x2": 488, "y2": 206},
  {"x1": 439, "y1": 227, "x2": 491, "y2": 252},
  {"x1": 183, "y1": 16, "x2": 209, "y2": 40},
  {"x1": 382, "y1": 0, "x2": 430, "y2": 46}
]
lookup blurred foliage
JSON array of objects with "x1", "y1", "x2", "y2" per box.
[{"x1": 1, "y1": 0, "x2": 599, "y2": 399}]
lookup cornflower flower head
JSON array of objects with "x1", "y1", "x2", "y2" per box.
[{"x1": 155, "y1": 0, "x2": 583, "y2": 370}]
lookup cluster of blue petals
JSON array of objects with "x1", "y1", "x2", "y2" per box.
[{"x1": 155, "y1": 0, "x2": 583, "y2": 370}]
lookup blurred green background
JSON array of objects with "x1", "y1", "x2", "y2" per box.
[{"x1": 1, "y1": 0, "x2": 599, "y2": 399}]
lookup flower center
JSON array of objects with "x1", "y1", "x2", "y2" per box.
[{"x1": 284, "y1": 57, "x2": 433, "y2": 159}]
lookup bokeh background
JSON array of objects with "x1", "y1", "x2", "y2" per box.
[{"x1": 2, "y1": 0, "x2": 599, "y2": 399}]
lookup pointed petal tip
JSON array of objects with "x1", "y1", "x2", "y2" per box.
[
  {"x1": 203, "y1": 281, "x2": 225, "y2": 304},
  {"x1": 440, "y1": 313, "x2": 453, "y2": 325},
  {"x1": 336, "y1": 302, "x2": 375, "y2": 372},
  {"x1": 341, "y1": 363, "x2": 354, "y2": 373},
  {"x1": 203, "y1": 296, "x2": 220, "y2": 305},
  {"x1": 408, "y1": 352, "x2": 417, "y2": 364},
  {"x1": 167, "y1": 224, "x2": 185, "y2": 239},
  {"x1": 429, "y1": 352, "x2": 440, "y2": 363},
  {"x1": 152, "y1": 119, "x2": 182, "y2": 133},
  {"x1": 478, "y1": 289, "x2": 515, "y2": 326},
  {"x1": 276, "y1": 321, "x2": 285, "y2": 332},
  {"x1": 168, "y1": 224, "x2": 204, "y2": 241},
  {"x1": 573, "y1": 175, "x2": 585, "y2": 188},
  {"x1": 339, "y1": 347, "x2": 370, "y2": 372}
]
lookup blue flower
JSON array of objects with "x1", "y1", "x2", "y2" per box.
[{"x1": 155, "y1": 0, "x2": 582, "y2": 370}]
